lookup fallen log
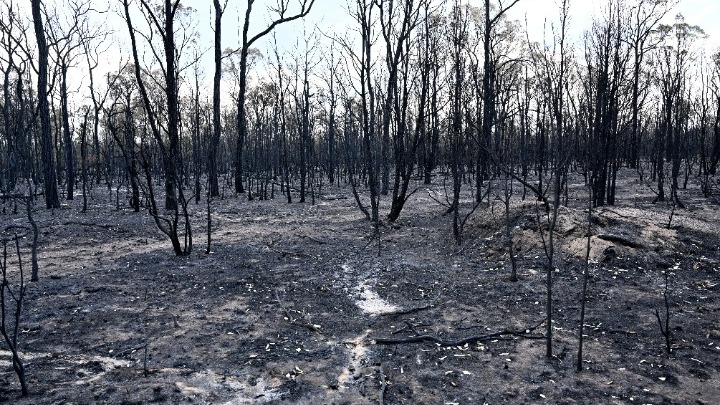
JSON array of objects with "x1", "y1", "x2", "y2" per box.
[
  {"x1": 372, "y1": 318, "x2": 546, "y2": 346},
  {"x1": 597, "y1": 233, "x2": 643, "y2": 249}
]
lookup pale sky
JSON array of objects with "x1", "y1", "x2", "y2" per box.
[
  {"x1": 183, "y1": 0, "x2": 719, "y2": 61},
  {"x1": 504, "y1": 0, "x2": 719, "y2": 47},
  {"x1": 15, "y1": 0, "x2": 720, "y2": 105}
]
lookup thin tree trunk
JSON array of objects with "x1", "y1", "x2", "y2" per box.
[
  {"x1": 31, "y1": 0, "x2": 60, "y2": 209},
  {"x1": 61, "y1": 63, "x2": 75, "y2": 200},
  {"x1": 209, "y1": 0, "x2": 223, "y2": 197}
]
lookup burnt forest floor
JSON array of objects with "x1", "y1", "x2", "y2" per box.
[{"x1": 1, "y1": 168, "x2": 719, "y2": 404}]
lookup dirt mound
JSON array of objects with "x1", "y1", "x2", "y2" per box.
[{"x1": 463, "y1": 198, "x2": 686, "y2": 268}]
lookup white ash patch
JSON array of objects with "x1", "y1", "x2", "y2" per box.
[{"x1": 354, "y1": 281, "x2": 399, "y2": 315}]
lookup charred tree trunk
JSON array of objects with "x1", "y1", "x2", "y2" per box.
[
  {"x1": 60, "y1": 61, "x2": 75, "y2": 200},
  {"x1": 233, "y1": 0, "x2": 315, "y2": 194},
  {"x1": 31, "y1": 0, "x2": 60, "y2": 209},
  {"x1": 209, "y1": 0, "x2": 224, "y2": 197},
  {"x1": 80, "y1": 109, "x2": 90, "y2": 212}
]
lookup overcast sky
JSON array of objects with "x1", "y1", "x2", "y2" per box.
[
  {"x1": 202, "y1": 0, "x2": 718, "y2": 54},
  {"x1": 11, "y1": 0, "x2": 718, "y2": 105},
  {"x1": 148, "y1": 0, "x2": 719, "y2": 85}
]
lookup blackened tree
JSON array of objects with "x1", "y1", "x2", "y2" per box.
[
  {"x1": 233, "y1": 0, "x2": 315, "y2": 194},
  {"x1": 31, "y1": 0, "x2": 60, "y2": 209}
]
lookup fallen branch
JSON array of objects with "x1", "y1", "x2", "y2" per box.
[
  {"x1": 372, "y1": 318, "x2": 546, "y2": 346},
  {"x1": 596, "y1": 233, "x2": 643, "y2": 249},
  {"x1": 378, "y1": 365, "x2": 387, "y2": 405},
  {"x1": 378, "y1": 287, "x2": 443, "y2": 319},
  {"x1": 379, "y1": 303, "x2": 433, "y2": 318},
  {"x1": 425, "y1": 188, "x2": 450, "y2": 209},
  {"x1": 63, "y1": 222, "x2": 118, "y2": 230}
]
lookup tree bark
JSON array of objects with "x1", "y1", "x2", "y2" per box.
[
  {"x1": 234, "y1": 0, "x2": 315, "y2": 194},
  {"x1": 60, "y1": 61, "x2": 75, "y2": 200},
  {"x1": 209, "y1": 0, "x2": 223, "y2": 197},
  {"x1": 31, "y1": 0, "x2": 60, "y2": 209}
]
